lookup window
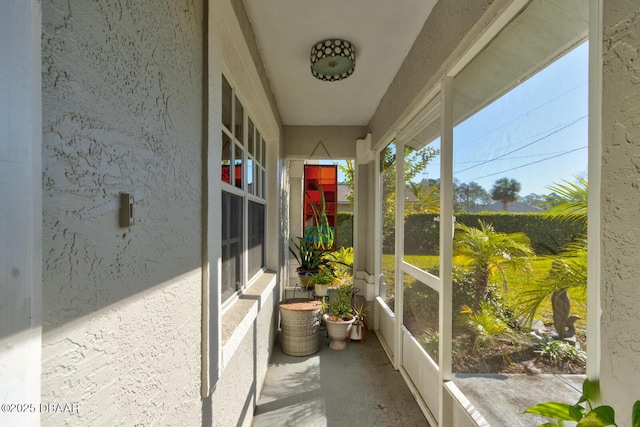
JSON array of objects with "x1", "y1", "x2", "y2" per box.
[
  {"x1": 221, "y1": 74, "x2": 267, "y2": 302},
  {"x1": 248, "y1": 200, "x2": 265, "y2": 278},
  {"x1": 222, "y1": 192, "x2": 243, "y2": 301}
]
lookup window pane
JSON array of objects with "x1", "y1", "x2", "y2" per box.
[
  {"x1": 234, "y1": 143, "x2": 243, "y2": 189},
  {"x1": 222, "y1": 132, "x2": 232, "y2": 184},
  {"x1": 248, "y1": 201, "x2": 265, "y2": 278},
  {"x1": 451, "y1": 0, "x2": 588, "y2": 378},
  {"x1": 247, "y1": 158, "x2": 254, "y2": 194},
  {"x1": 403, "y1": 131, "x2": 441, "y2": 278},
  {"x1": 257, "y1": 167, "x2": 263, "y2": 199},
  {"x1": 222, "y1": 191, "x2": 243, "y2": 301},
  {"x1": 248, "y1": 119, "x2": 255, "y2": 158},
  {"x1": 257, "y1": 131, "x2": 263, "y2": 165},
  {"x1": 222, "y1": 75, "x2": 232, "y2": 132},
  {"x1": 380, "y1": 141, "x2": 396, "y2": 311},
  {"x1": 403, "y1": 273, "x2": 439, "y2": 365},
  {"x1": 235, "y1": 95, "x2": 244, "y2": 142}
]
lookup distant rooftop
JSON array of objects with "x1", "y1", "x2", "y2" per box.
[{"x1": 468, "y1": 202, "x2": 543, "y2": 213}]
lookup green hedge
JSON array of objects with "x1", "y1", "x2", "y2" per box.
[
  {"x1": 399, "y1": 212, "x2": 585, "y2": 255},
  {"x1": 336, "y1": 212, "x2": 353, "y2": 249}
]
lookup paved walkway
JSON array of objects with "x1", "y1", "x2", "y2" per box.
[{"x1": 253, "y1": 329, "x2": 430, "y2": 427}]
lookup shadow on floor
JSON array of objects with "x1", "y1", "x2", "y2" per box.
[{"x1": 253, "y1": 328, "x2": 430, "y2": 427}]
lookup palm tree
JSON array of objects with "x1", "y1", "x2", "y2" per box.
[
  {"x1": 407, "y1": 181, "x2": 440, "y2": 214},
  {"x1": 543, "y1": 176, "x2": 588, "y2": 225},
  {"x1": 518, "y1": 177, "x2": 588, "y2": 334},
  {"x1": 490, "y1": 177, "x2": 521, "y2": 211},
  {"x1": 453, "y1": 220, "x2": 534, "y2": 311}
]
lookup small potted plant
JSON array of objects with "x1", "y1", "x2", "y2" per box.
[
  {"x1": 289, "y1": 237, "x2": 331, "y2": 288},
  {"x1": 349, "y1": 302, "x2": 367, "y2": 342},
  {"x1": 308, "y1": 267, "x2": 333, "y2": 297},
  {"x1": 323, "y1": 282, "x2": 356, "y2": 350}
]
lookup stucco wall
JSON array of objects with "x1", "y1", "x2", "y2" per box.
[
  {"x1": 41, "y1": 0, "x2": 204, "y2": 425},
  {"x1": 283, "y1": 125, "x2": 365, "y2": 159},
  {"x1": 206, "y1": 290, "x2": 276, "y2": 426},
  {"x1": 601, "y1": 0, "x2": 640, "y2": 418}
]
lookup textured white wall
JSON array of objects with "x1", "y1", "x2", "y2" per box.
[
  {"x1": 283, "y1": 126, "x2": 365, "y2": 159},
  {"x1": 41, "y1": 0, "x2": 204, "y2": 425},
  {"x1": 601, "y1": 0, "x2": 640, "y2": 419}
]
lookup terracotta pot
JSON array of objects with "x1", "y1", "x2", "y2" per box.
[{"x1": 323, "y1": 314, "x2": 355, "y2": 350}]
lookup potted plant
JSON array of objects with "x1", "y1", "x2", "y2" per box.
[
  {"x1": 349, "y1": 302, "x2": 367, "y2": 342},
  {"x1": 308, "y1": 267, "x2": 333, "y2": 297},
  {"x1": 323, "y1": 282, "x2": 356, "y2": 350},
  {"x1": 289, "y1": 237, "x2": 331, "y2": 288}
]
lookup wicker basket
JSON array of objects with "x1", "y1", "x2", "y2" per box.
[{"x1": 279, "y1": 298, "x2": 322, "y2": 356}]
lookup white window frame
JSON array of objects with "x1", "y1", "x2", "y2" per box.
[
  {"x1": 220, "y1": 74, "x2": 268, "y2": 311},
  {"x1": 372, "y1": 0, "x2": 601, "y2": 423}
]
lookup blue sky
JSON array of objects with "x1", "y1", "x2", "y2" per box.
[
  {"x1": 448, "y1": 41, "x2": 589, "y2": 196},
  {"x1": 329, "y1": 42, "x2": 588, "y2": 197}
]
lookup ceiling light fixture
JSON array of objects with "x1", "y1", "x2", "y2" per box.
[{"x1": 310, "y1": 39, "x2": 356, "y2": 82}]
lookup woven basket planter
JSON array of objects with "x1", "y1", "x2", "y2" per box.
[{"x1": 279, "y1": 298, "x2": 322, "y2": 356}]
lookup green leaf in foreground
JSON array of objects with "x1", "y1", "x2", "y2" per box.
[
  {"x1": 524, "y1": 402, "x2": 584, "y2": 422},
  {"x1": 577, "y1": 405, "x2": 616, "y2": 426},
  {"x1": 632, "y1": 401, "x2": 640, "y2": 427}
]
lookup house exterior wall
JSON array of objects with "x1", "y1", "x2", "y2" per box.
[
  {"x1": 601, "y1": 0, "x2": 640, "y2": 417},
  {"x1": 283, "y1": 125, "x2": 365, "y2": 159},
  {"x1": 206, "y1": 290, "x2": 276, "y2": 426},
  {"x1": 41, "y1": 1, "x2": 204, "y2": 425}
]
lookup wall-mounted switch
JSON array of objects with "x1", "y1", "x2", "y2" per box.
[{"x1": 119, "y1": 193, "x2": 134, "y2": 228}]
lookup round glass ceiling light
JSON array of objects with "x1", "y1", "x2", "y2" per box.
[{"x1": 310, "y1": 39, "x2": 356, "y2": 82}]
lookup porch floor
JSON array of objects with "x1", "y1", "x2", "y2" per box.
[{"x1": 253, "y1": 328, "x2": 430, "y2": 426}]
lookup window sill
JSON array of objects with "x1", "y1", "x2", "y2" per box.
[{"x1": 221, "y1": 270, "x2": 277, "y2": 370}]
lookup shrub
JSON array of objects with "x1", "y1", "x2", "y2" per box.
[
  {"x1": 336, "y1": 212, "x2": 353, "y2": 248},
  {"x1": 400, "y1": 212, "x2": 584, "y2": 255},
  {"x1": 535, "y1": 339, "x2": 586, "y2": 366}
]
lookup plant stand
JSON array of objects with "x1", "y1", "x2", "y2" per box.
[{"x1": 279, "y1": 299, "x2": 322, "y2": 356}]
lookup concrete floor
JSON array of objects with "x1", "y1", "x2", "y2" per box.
[
  {"x1": 453, "y1": 373, "x2": 585, "y2": 426},
  {"x1": 253, "y1": 327, "x2": 586, "y2": 427},
  {"x1": 253, "y1": 328, "x2": 430, "y2": 427}
]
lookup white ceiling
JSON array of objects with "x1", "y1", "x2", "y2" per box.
[{"x1": 243, "y1": 0, "x2": 438, "y2": 126}]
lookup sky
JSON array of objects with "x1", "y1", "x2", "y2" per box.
[
  {"x1": 327, "y1": 41, "x2": 589, "y2": 197},
  {"x1": 448, "y1": 41, "x2": 589, "y2": 196}
]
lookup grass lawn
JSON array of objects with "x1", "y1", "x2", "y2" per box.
[
  {"x1": 381, "y1": 254, "x2": 587, "y2": 330},
  {"x1": 503, "y1": 255, "x2": 587, "y2": 329}
]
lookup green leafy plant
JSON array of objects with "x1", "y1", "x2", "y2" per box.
[
  {"x1": 330, "y1": 246, "x2": 354, "y2": 274},
  {"x1": 453, "y1": 220, "x2": 534, "y2": 311},
  {"x1": 517, "y1": 177, "x2": 588, "y2": 333},
  {"x1": 459, "y1": 302, "x2": 512, "y2": 354},
  {"x1": 307, "y1": 267, "x2": 334, "y2": 286},
  {"x1": 524, "y1": 378, "x2": 640, "y2": 427},
  {"x1": 352, "y1": 302, "x2": 367, "y2": 320},
  {"x1": 535, "y1": 339, "x2": 586, "y2": 366},
  {"x1": 289, "y1": 237, "x2": 332, "y2": 272},
  {"x1": 330, "y1": 282, "x2": 354, "y2": 319}
]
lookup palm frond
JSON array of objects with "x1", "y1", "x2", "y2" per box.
[{"x1": 544, "y1": 176, "x2": 588, "y2": 224}]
